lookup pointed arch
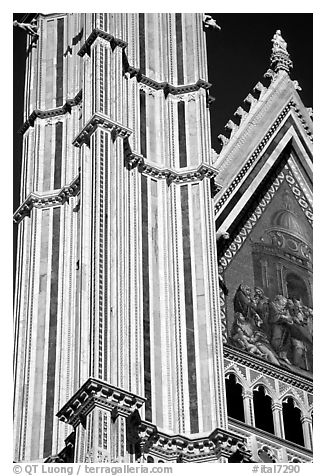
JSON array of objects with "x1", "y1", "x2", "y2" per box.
[
  {"x1": 225, "y1": 372, "x2": 245, "y2": 422},
  {"x1": 225, "y1": 365, "x2": 248, "y2": 390},
  {"x1": 253, "y1": 385, "x2": 275, "y2": 434},
  {"x1": 250, "y1": 377, "x2": 277, "y2": 401},
  {"x1": 282, "y1": 396, "x2": 304, "y2": 446}
]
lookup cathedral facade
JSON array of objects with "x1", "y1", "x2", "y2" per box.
[{"x1": 13, "y1": 13, "x2": 313, "y2": 463}]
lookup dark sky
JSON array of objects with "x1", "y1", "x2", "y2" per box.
[{"x1": 13, "y1": 13, "x2": 312, "y2": 242}]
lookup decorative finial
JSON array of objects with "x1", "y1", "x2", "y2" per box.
[{"x1": 270, "y1": 30, "x2": 293, "y2": 73}]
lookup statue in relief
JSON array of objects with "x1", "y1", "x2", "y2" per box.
[
  {"x1": 271, "y1": 30, "x2": 288, "y2": 53},
  {"x1": 230, "y1": 285, "x2": 279, "y2": 365}
]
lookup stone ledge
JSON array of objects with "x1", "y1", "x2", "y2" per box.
[
  {"x1": 78, "y1": 28, "x2": 127, "y2": 57},
  {"x1": 57, "y1": 377, "x2": 146, "y2": 427},
  {"x1": 73, "y1": 112, "x2": 132, "y2": 147},
  {"x1": 57, "y1": 377, "x2": 252, "y2": 462},
  {"x1": 19, "y1": 90, "x2": 82, "y2": 134},
  {"x1": 13, "y1": 175, "x2": 80, "y2": 224},
  {"x1": 224, "y1": 345, "x2": 312, "y2": 392}
]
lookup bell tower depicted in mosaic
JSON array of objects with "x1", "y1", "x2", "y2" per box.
[{"x1": 14, "y1": 14, "x2": 312, "y2": 464}]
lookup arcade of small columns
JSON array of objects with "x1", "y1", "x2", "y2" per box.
[{"x1": 225, "y1": 372, "x2": 313, "y2": 451}]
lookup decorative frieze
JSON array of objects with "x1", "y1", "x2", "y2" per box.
[
  {"x1": 13, "y1": 175, "x2": 80, "y2": 224},
  {"x1": 224, "y1": 346, "x2": 312, "y2": 393},
  {"x1": 19, "y1": 90, "x2": 82, "y2": 134}
]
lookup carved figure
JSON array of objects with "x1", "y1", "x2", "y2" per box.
[
  {"x1": 271, "y1": 30, "x2": 288, "y2": 53},
  {"x1": 252, "y1": 287, "x2": 269, "y2": 324},
  {"x1": 231, "y1": 285, "x2": 279, "y2": 365},
  {"x1": 230, "y1": 312, "x2": 265, "y2": 357},
  {"x1": 203, "y1": 14, "x2": 221, "y2": 30},
  {"x1": 268, "y1": 295, "x2": 293, "y2": 364},
  {"x1": 288, "y1": 299, "x2": 312, "y2": 370},
  {"x1": 13, "y1": 18, "x2": 39, "y2": 41}
]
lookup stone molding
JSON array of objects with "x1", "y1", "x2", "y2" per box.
[
  {"x1": 78, "y1": 29, "x2": 212, "y2": 98},
  {"x1": 19, "y1": 90, "x2": 82, "y2": 134},
  {"x1": 57, "y1": 377, "x2": 251, "y2": 462},
  {"x1": 78, "y1": 28, "x2": 128, "y2": 57},
  {"x1": 138, "y1": 423, "x2": 251, "y2": 462},
  {"x1": 125, "y1": 60, "x2": 211, "y2": 98},
  {"x1": 124, "y1": 138, "x2": 219, "y2": 183},
  {"x1": 139, "y1": 161, "x2": 218, "y2": 185},
  {"x1": 73, "y1": 112, "x2": 133, "y2": 147},
  {"x1": 13, "y1": 175, "x2": 80, "y2": 224},
  {"x1": 74, "y1": 113, "x2": 219, "y2": 184},
  {"x1": 57, "y1": 377, "x2": 146, "y2": 428},
  {"x1": 213, "y1": 73, "x2": 313, "y2": 179},
  {"x1": 224, "y1": 346, "x2": 312, "y2": 393}
]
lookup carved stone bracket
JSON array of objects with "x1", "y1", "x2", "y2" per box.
[
  {"x1": 73, "y1": 112, "x2": 133, "y2": 147},
  {"x1": 78, "y1": 28, "x2": 128, "y2": 57},
  {"x1": 57, "y1": 377, "x2": 146, "y2": 428},
  {"x1": 19, "y1": 90, "x2": 83, "y2": 134},
  {"x1": 13, "y1": 175, "x2": 80, "y2": 224}
]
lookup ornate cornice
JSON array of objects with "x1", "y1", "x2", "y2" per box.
[
  {"x1": 135, "y1": 421, "x2": 251, "y2": 462},
  {"x1": 124, "y1": 146, "x2": 218, "y2": 185},
  {"x1": 57, "y1": 377, "x2": 146, "y2": 428},
  {"x1": 224, "y1": 345, "x2": 312, "y2": 393},
  {"x1": 57, "y1": 377, "x2": 251, "y2": 462},
  {"x1": 73, "y1": 112, "x2": 132, "y2": 147},
  {"x1": 19, "y1": 90, "x2": 82, "y2": 134},
  {"x1": 74, "y1": 115, "x2": 217, "y2": 184},
  {"x1": 78, "y1": 28, "x2": 127, "y2": 57},
  {"x1": 123, "y1": 51, "x2": 211, "y2": 97},
  {"x1": 13, "y1": 175, "x2": 80, "y2": 224},
  {"x1": 140, "y1": 162, "x2": 218, "y2": 184}
]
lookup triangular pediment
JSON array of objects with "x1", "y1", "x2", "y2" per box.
[
  {"x1": 214, "y1": 71, "x2": 313, "y2": 377},
  {"x1": 213, "y1": 69, "x2": 312, "y2": 239}
]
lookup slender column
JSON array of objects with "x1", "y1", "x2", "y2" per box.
[
  {"x1": 300, "y1": 416, "x2": 313, "y2": 450},
  {"x1": 243, "y1": 390, "x2": 255, "y2": 426},
  {"x1": 272, "y1": 402, "x2": 285, "y2": 439}
]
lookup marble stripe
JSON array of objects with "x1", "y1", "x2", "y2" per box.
[
  {"x1": 181, "y1": 185, "x2": 199, "y2": 433},
  {"x1": 56, "y1": 18, "x2": 64, "y2": 106},
  {"x1": 43, "y1": 207, "x2": 61, "y2": 456}
]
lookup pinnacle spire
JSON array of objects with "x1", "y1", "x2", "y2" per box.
[{"x1": 270, "y1": 30, "x2": 293, "y2": 73}]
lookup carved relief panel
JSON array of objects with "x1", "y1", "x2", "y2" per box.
[{"x1": 220, "y1": 176, "x2": 312, "y2": 375}]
